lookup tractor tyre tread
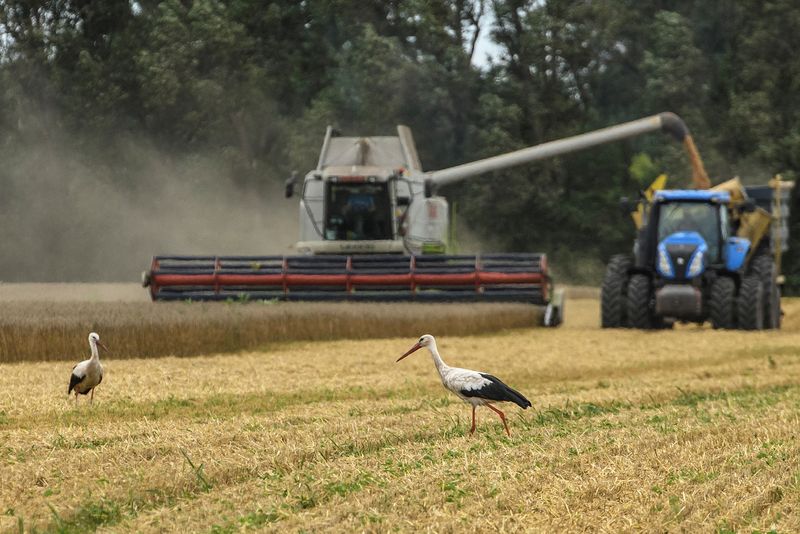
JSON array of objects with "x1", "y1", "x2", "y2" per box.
[
  {"x1": 737, "y1": 275, "x2": 764, "y2": 330},
  {"x1": 750, "y1": 254, "x2": 780, "y2": 329},
  {"x1": 601, "y1": 254, "x2": 632, "y2": 328},
  {"x1": 627, "y1": 273, "x2": 654, "y2": 330},
  {"x1": 710, "y1": 276, "x2": 736, "y2": 329}
]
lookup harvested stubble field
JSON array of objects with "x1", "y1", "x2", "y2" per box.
[{"x1": 2, "y1": 296, "x2": 800, "y2": 533}]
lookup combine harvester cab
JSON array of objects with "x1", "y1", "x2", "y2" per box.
[
  {"x1": 145, "y1": 112, "x2": 719, "y2": 327},
  {"x1": 602, "y1": 176, "x2": 793, "y2": 330}
]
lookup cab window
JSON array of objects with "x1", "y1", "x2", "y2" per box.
[{"x1": 324, "y1": 182, "x2": 393, "y2": 240}]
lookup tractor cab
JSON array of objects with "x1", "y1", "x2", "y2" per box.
[
  {"x1": 629, "y1": 190, "x2": 753, "y2": 325},
  {"x1": 642, "y1": 190, "x2": 749, "y2": 282}
]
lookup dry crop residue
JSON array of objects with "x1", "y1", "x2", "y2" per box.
[{"x1": 1, "y1": 298, "x2": 800, "y2": 532}]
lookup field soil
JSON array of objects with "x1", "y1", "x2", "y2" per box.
[{"x1": 2, "y1": 296, "x2": 800, "y2": 532}]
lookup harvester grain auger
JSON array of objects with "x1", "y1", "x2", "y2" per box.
[{"x1": 143, "y1": 113, "x2": 707, "y2": 327}]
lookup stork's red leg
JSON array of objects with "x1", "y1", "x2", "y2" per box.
[
  {"x1": 75, "y1": 392, "x2": 78, "y2": 406},
  {"x1": 90, "y1": 388, "x2": 94, "y2": 405},
  {"x1": 486, "y1": 404, "x2": 510, "y2": 437},
  {"x1": 470, "y1": 405, "x2": 476, "y2": 436}
]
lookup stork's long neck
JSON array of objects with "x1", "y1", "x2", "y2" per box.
[
  {"x1": 89, "y1": 341, "x2": 100, "y2": 362},
  {"x1": 427, "y1": 342, "x2": 449, "y2": 377}
]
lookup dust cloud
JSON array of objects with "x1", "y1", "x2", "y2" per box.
[{"x1": 0, "y1": 137, "x2": 299, "y2": 282}]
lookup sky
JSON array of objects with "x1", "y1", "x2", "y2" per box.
[{"x1": 471, "y1": 9, "x2": 503, "y2": 69}]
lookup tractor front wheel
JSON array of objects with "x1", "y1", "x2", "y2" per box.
[
  {"x1": 737, "y1": 275, "x2": 764, "y2": 330},
  {"x1": 627, "y1": 273, "x2": 654, "y2": 329},
  {"x1": 709, "y1": 275, "x2": 736, "y2": 329},
  {"x1": 601, "y1": 254, "x2": 632, "y2": 328}
]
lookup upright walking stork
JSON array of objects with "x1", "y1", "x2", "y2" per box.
[
  {"x1": 68, "y1": 332, "x2": 108, "y2": 405},
  {"x1": 397, "y1": 334, "x2": 531, "y2": 436}
]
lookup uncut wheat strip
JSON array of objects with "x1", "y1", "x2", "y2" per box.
[
  {"x1": 4, "y1": 296, "x2": 799, "y2": 364},
  {"x1": 0, "y1": 301, "x2": 541, "y2": 362}
]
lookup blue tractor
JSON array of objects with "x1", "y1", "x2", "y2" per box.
[{"x1": 601, "y1": 179, "x2": 792, "y2": 330}]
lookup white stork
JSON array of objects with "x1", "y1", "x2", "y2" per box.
[
  {"x1": 67, "y1": 332, "x2": 108, "y2": 405},
  {"x1": 397, "y1": 334, "x2": 531, "y2": 436}
]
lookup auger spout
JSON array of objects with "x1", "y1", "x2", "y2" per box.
[{"x1": 427, "y1": 112, "x2": 710, "y2": 190}]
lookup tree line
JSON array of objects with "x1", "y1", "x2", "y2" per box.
[{"x1": 1, "y1": 0, "x2": 798, "y2": 286}]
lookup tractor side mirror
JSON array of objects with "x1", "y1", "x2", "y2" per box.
[{"x1": 285, "y1": 171, "x2": 298, "y2": 198}]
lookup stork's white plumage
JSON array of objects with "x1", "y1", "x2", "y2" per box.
[
  {"x1": 67, "y1": 332, "x2": 108, "y2": 405},
  {"x1": 397, "y1": 334, "x2": 531, "y2": 436}
]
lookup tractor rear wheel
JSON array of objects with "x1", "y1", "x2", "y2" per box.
[
  {"x1": 709, "y1": 275, "x2": 736, "y2": 329},
  {"x1": 750, "y1": 254, "x2": 781, "y2": 329},
  {"x1": 737, "y1": 275, "x2": 764, "y2": 330},
  {"x1": 627, "y1": 273, "x2": 654, "y2": 329},
  {"x1": 601, "y1": 254, "x2": 631, "y2": 328}
]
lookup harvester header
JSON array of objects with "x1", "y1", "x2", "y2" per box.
[{"x1": 144, "y1": 253, "x2": 548, "y2": 303}]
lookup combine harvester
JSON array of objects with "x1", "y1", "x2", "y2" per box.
[{"x1": 143, "y1": 112, "x2": 727, "y2": 327}]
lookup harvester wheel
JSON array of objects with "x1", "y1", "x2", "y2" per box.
[
  {"x1": 627, "y1": 273, "x2": 654, "y2": 329},
  {"x1": 750, "y1": 254, "x2": 781, "y2": 329},
  {"x1": 737, "y1": 275, "x2": 764, "y2": 330},
  {"x1": 601, "y1": 254, "x2": 632, "y2": 328},
  {"x1": 709, "y1": 275, "x2": 736, "y2": 329}
]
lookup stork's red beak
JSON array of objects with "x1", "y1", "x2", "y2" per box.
[
  {"x1": 97, "y1": 341, "x2": 109, "y2": 353},
  {"x1": 396, "y1": 343, "x2": 422, "y2": 362}
]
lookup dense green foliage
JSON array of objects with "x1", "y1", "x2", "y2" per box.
[{"x1": 0, "y1": 0, "x2": 798, "y2": 284}]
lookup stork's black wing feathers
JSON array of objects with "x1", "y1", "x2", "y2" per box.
[
  {"x1": 68, "y1": 373, "x2": 84, "y2": 394},
  {"x1": 459, "y1": 373, "x2": 531, "y2": 409}
]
